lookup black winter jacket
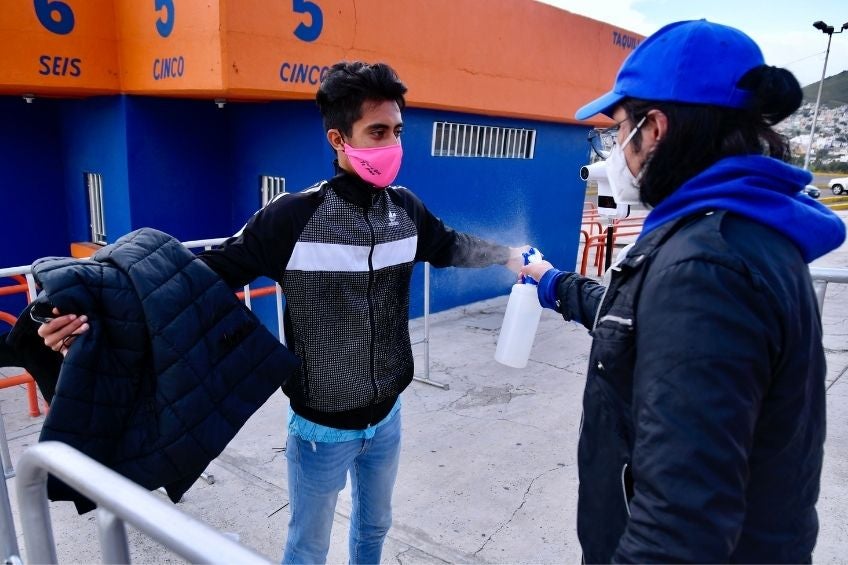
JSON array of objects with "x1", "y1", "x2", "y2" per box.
[
  {"x1": 555, "y1": 211, "x2": 824, "y2": 563},
  {"x1": 9, "y1": 228, "x2": 299, "y2": 512}
]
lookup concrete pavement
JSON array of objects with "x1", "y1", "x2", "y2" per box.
[{"x1": 1, "y1": 210, "x2": 848, "y2": 563}]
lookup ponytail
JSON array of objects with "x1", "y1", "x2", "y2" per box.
[{"x1": 737, "y1": 65, "x2": 803, "y2": 126}]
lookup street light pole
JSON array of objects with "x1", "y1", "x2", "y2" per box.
[{"x1": 804, "y1": 20, "x2": 848, "y2": 171}]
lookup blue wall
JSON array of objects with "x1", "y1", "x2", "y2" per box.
[
  {"x1": 0, "y1": 96, "x2": 67, "y2": 316},
  {"x1": 2, "y1": 94, "x2": 592, "y2": 325},
  {"x1": 227, "y1": 100, "x2": 332, "y2": 229},
  {"x1": 125, "y1": 97, "x2": 232, "y2": 241},
  {"x1": 0, "y1": 97, "x2": 69, "y2": 266},
  {"x1": 60, "y1": 96, "x2": 132, "y2": 243},
  {"x1": 399, "y1": 108, "x2": 590, "y2": 315}
]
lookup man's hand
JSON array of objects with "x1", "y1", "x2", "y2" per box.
[
  {"x1": 505, "y1": 246, "x2": 532, "y2": 273},
  {"x1": 36, "y1": 308, "x2": 88, "y2": 357},
  {"x1": 521, "y1": 260, "x2": 554, "y2": 283}
]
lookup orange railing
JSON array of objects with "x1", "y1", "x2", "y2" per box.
[
  {"x1": 0, "y1": 275, "x2": 28, "y2": 298},
  {"x1": 578, "y1": 214, "x2": 646, "y2": 276},
  {"x1": 234, "y1": 286, "x2": 277, "y2": 301},
  {"x1": 0, "y1": 310, "x2": 43, "y2": 417}
]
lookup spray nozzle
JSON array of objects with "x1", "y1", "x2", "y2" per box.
[
  {"x1": 523, "y1": 247, "x2": 542, "y2": 265},
  {"x1": 520, "y1": 247, "x2": 543, "y2": 284}
]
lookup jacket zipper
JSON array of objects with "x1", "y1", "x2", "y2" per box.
[
  {"x1": 592, "y1": 264, "x2": 622, "y2": 330},
  {"x1": 621, "y1": 462, "x2": 632, "y2": 517},
  {"x1": 364, "y1": 202, "x2": 379, "y2": 407}
]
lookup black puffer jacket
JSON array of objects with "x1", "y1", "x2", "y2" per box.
[
  {"x1": 554, "y1": 211, "x2": 825, "y2": 563},
  {"x1": 9, "y1": 228, "x2": 299, "y2": 512}
]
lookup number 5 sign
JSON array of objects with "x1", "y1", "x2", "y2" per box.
[
  {"x1": 155, "y1": 0, "x2": 174, "y2": 38},
  {"x1": 292, "y1": 0, "x2": 322, "y2": 42}
]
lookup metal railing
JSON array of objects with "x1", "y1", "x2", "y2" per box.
[
  {"x1": 0, "y1": 237, "x2": 440, "y2": 561},
  {"x1": 810, "y1": 267, "x2": 848, "y2": 313},
  {"x1": 15, "y1": 442, "x2": 271, "y2": 564},
  {"x1": 0, "y1": 269, "x2": 36, "y2": 303},
  {"x1": 0, "y1": 409, "x2": 20, "y2": 565}
]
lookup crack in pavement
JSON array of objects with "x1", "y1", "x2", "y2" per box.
[
  {"x1": 827, "y1": 363, "x2": 848, "y2": 392},
  {"x1": 443, "y1": 408, "x2": 546, "y2": 431},
  {"x1": 263, "y1": 450, "x2": 283, "y2": 465},
  {"x1": 267, "y1": 502, "x2": 289, "y2": 518},
  {"x1": 394, "y1": 547, "x2": 413, "y2": 564},
  {"x1": 471, "y1": 463, "x2": 566, "y2": 557},
  {"x1": 535, "y1": 357, "x2": 587, "y2": 372},
  {"x1": 213, "y1": 452, "x2": 286, "y2": 492}
]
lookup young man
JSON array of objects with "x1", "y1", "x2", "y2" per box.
[{"x1": 42, "y1": 61, "x2": 526, "y2": 563}]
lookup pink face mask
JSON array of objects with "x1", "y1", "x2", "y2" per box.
[{"x1": 343, "y1": 142, "x2": 403, "y2": 188}]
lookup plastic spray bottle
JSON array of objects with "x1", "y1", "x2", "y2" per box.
[{"x1": 494, "y1": 248, "x2": 543, "y2": 368}]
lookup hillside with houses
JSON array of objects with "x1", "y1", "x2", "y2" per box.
[{"x1": 775, "y1": 70, "x2": 848, "y2": 172}]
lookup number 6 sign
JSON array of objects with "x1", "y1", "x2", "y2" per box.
[{"x1": 33, "y1": 0, "x2": 75, "y2": 35}]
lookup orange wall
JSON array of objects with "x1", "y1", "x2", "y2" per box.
[
  {"x1": 116, "y1": 0, "x2": 224, "y2": 95},
  {"x1": 223, "y1": 0, "x2": 640, "y2": 124},
  {"x1": 0, "y1": 0, "x2": 641, "y2": 124},
  {"x1": 0, "y1": 0, "x2": 119, "y2": 95}
]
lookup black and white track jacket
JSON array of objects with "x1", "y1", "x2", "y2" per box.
[{"x1": 201, "y1": 168, "x2": 510, "y2": 429}]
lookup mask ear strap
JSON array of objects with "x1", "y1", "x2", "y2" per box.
[{"x1": 621, "y1": 115, "x2": 647, "y2": 149}]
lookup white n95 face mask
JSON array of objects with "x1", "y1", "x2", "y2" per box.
[{"x1": 605, "y1": 116, "x2": 646, "y2": 205}]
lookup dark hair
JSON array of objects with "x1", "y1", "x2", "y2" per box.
[
  {"x1": 625, "y1": 65, "x2": 802, "y2": 208},
  {"x1": 316, "y1": 61, "x2": 408, "y2": 135}
]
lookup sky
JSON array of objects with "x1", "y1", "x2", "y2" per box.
[{"x1": 536, "y1": 0, "x2": 848, "y2": 88}]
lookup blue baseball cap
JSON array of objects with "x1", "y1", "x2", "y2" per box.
[{"x1": 575, "y1": 19, "x2": 765, "y2": 120}]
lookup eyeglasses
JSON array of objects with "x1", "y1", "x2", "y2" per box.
[
  {"x1": 587, "y1": 116, "x2": 649, "y2": 159},
  {"x1": 587, "y1": 118, "x2": 626, "y2": 160}
]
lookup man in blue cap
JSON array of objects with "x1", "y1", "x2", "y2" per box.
[{"x1": 522, "y1": 19, "x2": 845, "y2": 563}]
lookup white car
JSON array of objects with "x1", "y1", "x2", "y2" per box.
[{"x1": 829, "y1": 177, "x2": 848, "y2": 195}]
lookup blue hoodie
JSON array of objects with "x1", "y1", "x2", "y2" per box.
[
  {"x1": 536, "y1": 155, "x2": 845, "y2": 315},
  {"x1": 640, "y1": 155, "x2": 846, "y2": 262}
]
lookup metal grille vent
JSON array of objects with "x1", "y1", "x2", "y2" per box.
[
  {"x1": 84, "y1": 172, "x2": 106, "y2": 244},
  {"x1": 431, "y1": 122, "x2": 536, "y2": 159},
  {"x1": 260, "y1": 175, "x2": 286, "y2": 206}
]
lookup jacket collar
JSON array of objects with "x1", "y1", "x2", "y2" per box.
[
  {"x1": 621, "y1": 215, "x2": 691, "y2": 270},
  {"x1": 327, "y1": 161, "x2": 384, "y2": 208}
]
